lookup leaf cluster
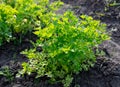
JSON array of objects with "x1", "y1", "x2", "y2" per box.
[
  {"x1": 0, "y1": 0, "x2": 63, "y2": 45},
  {"x1": 21, "y1": 11, "x2": 109, "y2": 87},
  {"x1": 0, "y1": 66, "x2": 13, "y2": 81}
]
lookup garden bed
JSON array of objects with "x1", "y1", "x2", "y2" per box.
[{"x1": 0, "y1": 0, "x2": 120, "y2": 87}]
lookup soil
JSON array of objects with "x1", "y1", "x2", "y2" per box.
[{"x1": 0, "y1": 0, "x2": 120, "y2": 87}]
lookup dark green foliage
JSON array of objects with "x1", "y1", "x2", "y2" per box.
[{"x1": 0, "y1": 66, "x2": 13, "y2": 81}]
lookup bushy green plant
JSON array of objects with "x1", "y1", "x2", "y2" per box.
[
  {"x1": 0, "y1": 66, "x2": 13, "y2": 81},
  {"x1": 0, "y1": 0, "x2": 63, "y2": 45},
  {"x1": 20, "y1": 11, "x2": 109, "y2": 87},
  {"x1": 0, "y1": 4, "x2": 17, "y2": 45}
]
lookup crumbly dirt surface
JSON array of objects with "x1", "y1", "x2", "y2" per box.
[{"x1": 0, "y1": 0, "x2": 120, "y2": 87}]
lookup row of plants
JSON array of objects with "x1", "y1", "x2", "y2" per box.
[{"x1": 0, "y1": 0, "x2": 110, "y2": 87}]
